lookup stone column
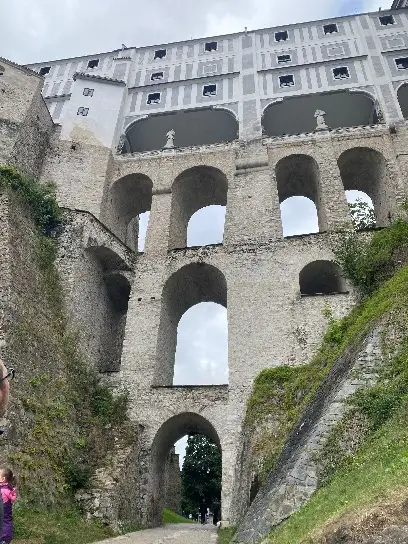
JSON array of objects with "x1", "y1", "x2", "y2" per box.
[
  {"x1": 314, "y1": 139, "x2": 352, "y2": 231},
  {"x1": 143, "y1": 189, "x2": 172, "y2": 256},
  {"x1": 224, "y1": 143, "x2": 282, "y2": 245}
]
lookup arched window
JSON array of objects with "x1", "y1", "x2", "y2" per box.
[
  {"x1": 169, "y1": 166, "x2": 228, "y2": 249},
  {"x1": 299, "y1": 260, "x2": 347, "y2": 296},
  {"x1": 346, "y1": 190, "x2": 376, "y2": 230},
  {"x1": 263, "y1": 90, "x2": 378, "y2": 137},
  {"x1": 338, "y1": 148, "x2": 393, "y2": 227},
  {"x1": 102, "y1": 174, "x2": 153, "y2": 250},
  {"x1": 173, "y1": 302, "x2": 228, "y2": 385},
  {"x1": 187, "y1": 205, "x2": 226, "y2": 247},
  {"x1": 276, "y1": 155, "x2": 327, "y2": 234},
  {"x1": 122, "y1": 107, "x2": 238, "y2": 153},
  {"x1": 155, "y1": 263, "x2": 227, "y2": 386},
  {"x1": 397, "y1": 83, "x2": 408, "y2": 119}
]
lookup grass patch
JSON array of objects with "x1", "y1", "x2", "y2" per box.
[
  {"x1": 267, "y1": 407, "x2": 408, "y2": 543},
  {"x1": 162, "y1": 508, "x2": 193, "y2": 524},
  {"x1": 13, "y1": 505, "x2": 115, "y2": 544},
  {"x1": 217, "y1": 526, "x2": 237, "y2": 544}
]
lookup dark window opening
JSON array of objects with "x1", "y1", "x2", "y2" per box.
[
  {"x1": 324, "y1": 23, "x2": 338, "y2": 34},
  {"x1": 151, "y1": 71, "x2": 164, "y2": 81},
  {"x1": 396, "y1": 57, "x2": 408, "y2": 70},
  {"x1": 277, "y1": 54, "x2": 292, "y2": 64},
  {"x1": 279, "y1": 74, "x2": 295, "y2": 87},
  {"x1": 147, "y1": 92, "x2": 161, "y2": 104},
  {"x1": 379, "y1": 14, "x2": 395, "y2": 26},
  {"x1": 83, "y1": 88, "x2": 94, "y2": 96},
  {"x1": 333, "y1": 66, "x2": 350, "y2": 79},
  {"x1": 154, "y1": 49, "x2": 167, "y2": 60},
  {"x1": 205, "y1": 41, "x2": 218, "y2": 52},
  {"x1": 87, "y1": 59, "x2": 99, "y2": 69},
  {"x1": 203, "y1": 84, "x2": 217, "y2": 97},
  {"x1": 275, "y1": 31, "x2": 289, "y2": 42},
  {"x1": 39, "y1": 66, "x2": 51, "y2": 76},
  {"x1": 0, "y1": 65, "x2": 4, "y2": 76},
  {"x1": 77, "y1": 107, "x2": 89, "y2": 116}
]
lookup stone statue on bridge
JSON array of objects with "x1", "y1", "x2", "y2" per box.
[
  {"x1": 314, "y1": 109, "x2": 329, "y2": 131},
  {"x1": 163, "y1": 129, "x2": 176, "y2": 149}
]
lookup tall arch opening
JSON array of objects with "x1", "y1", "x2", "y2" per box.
[
  {"x1": 397, "y1": 83, "x2": 408, "y2": 119},
  {"x1": 299, "y1": 260, "x2": 347, "y2": 296},
  {"x1": 155, "y1": 263, "x2": 227, "y2": 386},
  {"x1": 102, "y1": 174, "x2": 153, "y2": 250},
  {"x1": 150, "y1": 413, "x2": 222, "y2": 527},
  {"x1": 338, "y1": 148, "x2": 392, "y2": 227},
  {"x1": 263, "y1": 90, "x2": 378, "y2": 137},
  {"x1": 169, "y1": 166, "x2": 228, "y2": 249},
  {"x1": 85, "y1": 247, "x2": 131, "y2": 371},
  {"x1": 187, "y1": 205, "x2": 226, "y2": 247},
  {"x1": 123, "y1": 107, "x2": 239, "y2": 153},
  {"x1": 275, "y1": 155, "x2": 326, "y2": 235}
]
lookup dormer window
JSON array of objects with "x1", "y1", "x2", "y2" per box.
[
  {"x1": 277, "y1": 54, "x2": 292, "y2": 64},
  {"x1": 396, "y1": 57, "x2": 408, "y2": 70},
  {"x1": 147, "y1": 92, "x2": 161, "y2": 104},
  {"x1": 39, "y1": 66, "x2": 51, "y2": 76},
  {"x1": 275, "y1": 31, "x2": 289, "y2": 42},
  {"x1": 87, "y1": 59, "x2": 99, "y2": 69},
  {"x1": 203, "y1": 84, "x2": 217, "y2": 97},
  {"x1": 324, "y1": 23, "x2": 338, "y2": 34},
  {"x1": 154, "y1": 49, "x2": 166, "y2": 60},
  {"x1": 205, "y1": 41, "x2": 218, "y2": 52},
  {"x1": 379, "y1": 14, "x2": 395, "y2": 26},
  {"x1": 279, "y1": 74, "x2": 294, "y2": 87},
  {"x1": 333, "y1": 66, "x2": 350, "y2": 79},
  {"x1": 77, "y1": 107, "x2": 89, "y2": 116}
]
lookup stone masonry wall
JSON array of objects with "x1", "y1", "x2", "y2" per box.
[
  {"x1": 235, "y1": 328, "x2": 385, "y2": 543},
  {"x1": 163, "y1": 449, "x2": 182, "y2": 514}
]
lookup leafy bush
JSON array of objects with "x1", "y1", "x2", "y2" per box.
[
  {"x1": 0, "y1": 165, "x2": 62, "y2": 235},
  {"x1": 348, "y1": 198, "x2": 376, "y2": 231},
  {"x1": 334, "y1": 219, "x2": 408, "y2": 295},
  {"x1": 91, "y1": 385, "x2": 129, "y2": 426}
]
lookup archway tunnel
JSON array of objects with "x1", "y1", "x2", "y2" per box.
[{"x1": 150, "y1": 412, "x2": 222, "y2": 526}]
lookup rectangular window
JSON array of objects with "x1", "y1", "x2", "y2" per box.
[
  {"x1": 379, "y1": 14, "x2": 395, "y2": 26},
  {"x1": 39, "y1": 66, "x2": 51, "y2": 76},
  {"x1": 151, "y1": 72, "x2": 164, "y2": 81},
  {"x1": 333, "y1": 66, "x2": 350, "y2": 79},
  {"x1": 147, "y1": 92, "x2": 161, "y2": 104},
  {"x1": 324, "y1": 23, "x2": 338, "y2": 34},
  {"x1": 203, "y1": 64, "x2": 218, "y2": 74},
  {"x1": 277, "y1": 54, "x2": 292, "y2": 64},
  {"x1": 87, "y1": 59, "x2": 99, "y2": 69},
  {"x1": 275, "y1": 31, "x2": 289, "y2": 42},
  {"x1": 279, "y1": 74, "x2": 295, "y2": 87},
  {"x1": 77, "y1": 107, "x2": 89, "y2": 116},
  {"x1": 203, "y1": 84, "x2": 217, "y2": 97},
  {"x1": 396, "y1": 57, "x2": 408, "y2": 69},
  {"x1": 205, "y1": 41, "x2": 218, "y2": 52},
  {"x1": 154, "y1": 49, "x2": 166, "y2": 60},
  {"x1": 83, "y1": 88, "x2": 94, "y2": 96}
]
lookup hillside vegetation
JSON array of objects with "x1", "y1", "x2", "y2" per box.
[{"x1": 241, "y1": 220, "x2": 408, "y2": 543}]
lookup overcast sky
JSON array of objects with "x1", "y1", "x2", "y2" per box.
[{"x1": 2, "y1": 0, "x2": 380, "y2": 467}]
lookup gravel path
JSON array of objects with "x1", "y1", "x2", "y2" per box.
[{"x1": 94, "y1": 523, "x2": 218, "y2": 544}]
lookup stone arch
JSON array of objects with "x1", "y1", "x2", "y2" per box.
[
  {"x1": 275, "y1": 154, "x2": 327, "y2": 233},
  {"x1": 338, "y1": 147, "x2": 393, "y2": 227},
  {"x1": 122, "y1": 107, "x2": 239, "y2": 153},
  {"x1": 101, "y1": 174, "x2": 153, "y2": 250},
  {"x1": 85, "y1": 246, "x2": 132, "y2": 371},
  {"x1": 169, "y1": 166, "x2": 228, "y2": 249},
  {"x1": 262, "y1": 90, "x2": 378, "y2": 137},
  {"x1": 397, "y1": 82, "x2": 408, "y2": 119},
  {"x1": 155, "y1": 263, "x2": 227, "y2": 386},
  {"x1": 150, "y1": 412, "x2": 221, "y2": 526},
  {"x1": 299, "y1": 260, "x2": 347, "y2": 296}
]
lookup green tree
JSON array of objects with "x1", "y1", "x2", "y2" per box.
[
  {"x1": 348, "y1": 198, "x2": 376, "y2": 230},
  {"x1": 181, "y1": 434, "x2": 221, "y2": 516}
]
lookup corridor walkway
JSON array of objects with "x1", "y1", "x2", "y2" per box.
[{"x1": 95, "y1": 523, "x2": 218, "y2": 544}]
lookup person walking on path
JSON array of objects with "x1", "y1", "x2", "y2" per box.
[
  {"x1": 0, "y1": 468, "x2": 17, "y2": 544},
  {"x1": 0, "y1": 361, "x2": 14, "y2": 541}
]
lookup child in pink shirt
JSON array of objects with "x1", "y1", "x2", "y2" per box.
[{"x1": 0, "y1": 468, "x2": 16, "y2": 544}]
